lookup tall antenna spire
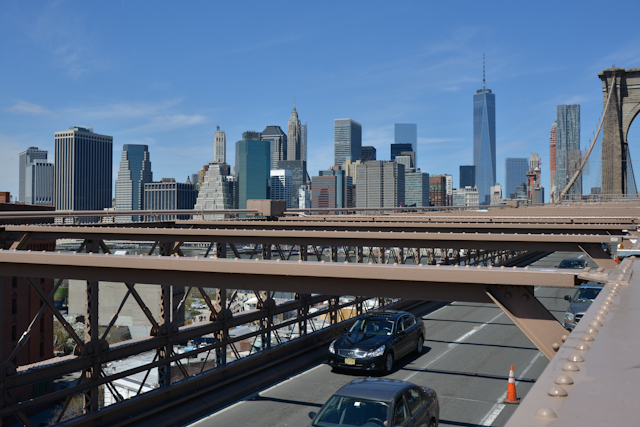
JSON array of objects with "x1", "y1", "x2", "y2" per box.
[{"x1": 483, "y1": 52, "x2": 486, "y2": 91}]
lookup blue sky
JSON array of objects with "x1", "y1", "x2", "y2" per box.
[{"x1": 2, "y1": 1, "x2": 640, "y2": 202}]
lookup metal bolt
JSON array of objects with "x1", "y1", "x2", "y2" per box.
[
  {"x1": 590, "y1": 320, "x2": 603, "y2": 328},
  {"x1": 561, "y1": 334, "x2": 569, "y2": 342},
  {"x1": 548, "y1": 386, "x2": 568, "y2": 397},
  {"x1": 555, "y1": 375, "x2": 574, "y2": 385},
  {"x1": 552, "y1": 343, "x2": 560, "y2": 351},
  {"x1": 535, "y1": 408, "x2": 557, "y2": 420},
  {"x1": 575, "y1": 343, "x2": 590, "y2": 351},
  {"x1": 594, "y1": 315, "x2": 606, "y2": 322},
  {"x1": 522, "y1": 294, "x2": 529, "y2": 302},
  {"x1": 568, "y1": 354, "x2": 584, "y2": 363},
  {"x1": 581, "y1": 334, "x2": 595, "y2": 342},
  {"x1": 504, "y1": 292, "x2": 512, "y2": 299},
  {"x1": 585, "y1": 326, "x2": 599, "y2": 334},
  {"x1": 562, "y1": 362, "x2": 580, "y2": 371}
]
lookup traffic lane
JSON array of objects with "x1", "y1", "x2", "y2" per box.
[
  {"x1": 190, "y1": 298, "x2": 557, "y2": 427},
  {"x1": 390, "y1": 303, "x2": 546, "y2": 426}
]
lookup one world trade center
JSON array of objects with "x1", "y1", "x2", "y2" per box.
[{"x1": 473, "y1": 56, "x2": 496, "y2": 205}]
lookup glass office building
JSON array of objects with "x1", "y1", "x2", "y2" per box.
[
  {"x1": 473, "y1": 84, "x2": 496, "y2": 205},
  {"x1": 395, "y1": 124, "x2": 417, "y2": 168},
  {"x1": 505, "y1": 158, "x2": 529, "y2": 199},
  {"x1": 459, "y1": 165, "x2": 475, "y2": 189},
  {"x1": 235, "y1": 139, "x2": 270, "y2": 209},
  {"x1": 334, "y1": 118, "x2": 362, "y2": 167},
  {"x1": 555, "y1": 105, "x2": 581, "y2": 198}
]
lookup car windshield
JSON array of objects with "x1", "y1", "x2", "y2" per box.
[
  {"x1": 558, "y1": 260, "x2": 584, "y2": 269},
  {"x1": 313, "y1": 395, "x2": 389, "y2": 427},
  {"x1": 349, "y1": 318, "x2": 394, "y2": 336},
  {"x1": 573, "y1": 288, "x2": 601, "y2": 303}
]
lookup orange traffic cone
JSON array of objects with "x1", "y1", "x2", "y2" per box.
[{"x1": 504, "y1": 365, "x2": 518, "y2": 404}]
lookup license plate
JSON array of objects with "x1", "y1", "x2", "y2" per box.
[{"x1": 345, "y1": 358, "x2": 356, "y2": 365}]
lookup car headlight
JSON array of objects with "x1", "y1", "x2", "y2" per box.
[
  {"x1": 366, "y1": 345, "x2": 385, "y2": 358},
  {"x1": 329, "y1": 340, "x2": 336, "y2": 354},
  {"x1": 564, "y1": 312, "x2": 575, "y2": 323}
]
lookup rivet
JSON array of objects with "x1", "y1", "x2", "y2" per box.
[
  {"x1": 436, "y1": 264, "x2": 441, "y2": 268},
  {"x1": 617, "y1": 274, "x2": 626, "y2": 281},
  {"x1": 597, "y1": 309, "x2": 608, "y2": 316},
  {"x1": 512, "y1": 266, "x2": 517, "y2": 269},
  {"x1": 583, "y1": 267, "x2": 592, "y2": 273},
  {"x1": 504, "y1": 292, "x2": 512, "y2": 299},
  {"x1": 255, "y1": 258, "x2": 260, "y2": 261},
  {"x1": 276, "y1": 259, "x2": 281, "y2": 262},
  {"x1": 590, "y1": 320, "x2": 602, "y2": 328},
  {"x1": 562, "y1": 362, "x2": 580, "y2": 372},
  {"x1": 555, "y1": 375, "x2": 574, "y2": 385},
  {"x1": 602, "y1": 300, "x2": 613, "y2": 306},
  {"x1": 585, "y1": 327, "x2": 599, "y2": 334},
  {"x1": 465, "y1": 265, "x2": 470, "y2": 268},
  {"x1": 596, "y1": 267, "x2": 605, "y2": 273},
  {"x1": 235, "y1": 257, "x2": 239, "y2": 260},
  {"x1": 298, "y1": 259, "x2": 303, "y2": 263},
  {"x1": 344, "y1": 261, "x2": 349, "y2": 264},
  {"x1": 594, "y1": 315, "x2": 606, "y2": 323},
  {"x1": 561, "y1": 334, "x2": 569, "y2": 342},
  {"x1": 524, "y1": 266, "x2": 529, "y2": 270},
  {"x1": 568, "y1": 354, "x2": 584, "y2": 363},
  {"x1": 500, "y1": 265, "x2": 505, "y2": 269},
  {"x1": 535, "y1": 408, "x2": 557, "y2": 420},
  {"x1": 522, "y1": 294, "x2": 529, "y2": 302},
  {"x1": 575, "y1": 343, "x2": 590, "y2": 351},
  {"x1": 454, "y1": 264, "x2": 459, "y2": 268},
  {"x1": 477, "y1": 265, "x2": 482, "y2": 268},
  {"x1": 488, "y1": 265, "x2": 493, "y2": 269},
  {"x1": 369, "y1": 262, "x2": 373, "y2": 265},
  {"x1": 419, "y1": 263, "x2": 423, "y2": 267},
  {"x1": 606, "y1": 296, "x2": 616, "y2": 302},
  {"x1": 320, "y1": 260, "x2": 325, "y2": 263},
  {"x1": 581, "y1": 334, "x2": 595, "y2": 342},
  {"x1": 552, "y1": 342, "x2": 560, "y2": 351},
  {"x1": 548, "y1": 386, "x2": 568, "y2": 397}
]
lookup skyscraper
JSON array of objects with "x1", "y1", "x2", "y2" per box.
[
  {"x1": 319, "y1": 167, "x2": 352, "y2": 209},
  {"x1": 391, "y1": 143, "x2": 415, "y2": 171},
  {"x1": 214, "y1": 126, "x2": 226, "y2": 164},
  {"x1": 473, "y1": 56, "x2": 496, "y2": 205},
  {"x1": 355, "y1": 161, "x2": 405, "y2": 208},
  {"x1": 301, "y1": 124, "x2": 307, "y2": 163},
  {"x1": 18, "y1": 147, "x2": 48, "y2": 203},
  {"x1": 144, "y1": 178, "x2": 197, "y2": 221},
  {"x1": 54, "y1": 126, "x2": 113, "y2": 212},
  {"x1": 405, "y1": 171, "x2": 430, "y2": 207},
  {"x1": 361, "y1": 146, "x2": 377, "y2": 162},
  {"x1": 334, "y1": 118, "x2": 362, "y2": 167},
  {"x1": 270, "y1": 170, "x2": 293, "y2": 208},
  {"x1": 505, "y1": 158, "x2": 529, "y2": 199},
  {"x1": 459, "y1": 165, "x2": 475, "y2": 189},
  {"x1": 287, "y1": 106, "x2": 301, "y2": 161},
  {"x1": 549, "y1": 123, "x2": 557, "y2": 201},
  {"x1": 395, "y1": 124, "x2": 417, "y2": 168},
  {"x1": 194, "y1": 163, "x2": 234, "y2": 219},
  {"x1": 235, "y1": 138, "x2": 270, "y2": 209},
  {"x1": 115, "y1": 144, "x2": 153, "y2": 222},
  {"x1": 277, "y1": 160, "x2": 307, "y2": 207},
  {"x1": 262, "y1": 126, "x2": 287, "y2": 170},
  {"x1": 555, "y1": 105, "x2": 581, "y2": 199},
  {"x1": 25, "y1": 161, "x2": 54, "y2": 206}
]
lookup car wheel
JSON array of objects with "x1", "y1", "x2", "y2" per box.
[
  {"x1": 427, "y1": 418, "x2": 436, "y2": 427},
  {"x1": 416, "y1": 335, "x2": 424, "y2": 354},
  {"x1": 384, "y1": 352, "x2": 394, "y2": 373}
]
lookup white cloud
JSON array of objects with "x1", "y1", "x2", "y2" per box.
[
  {"x1": 65, "y1": 100, "x2": 183, "y2": 120},
  {"x1": 5, "y1": 100, "x2": 55, "y2": 116},
  {"x1": 125, "y1": 114, "x2": 208, "y2": 133}
]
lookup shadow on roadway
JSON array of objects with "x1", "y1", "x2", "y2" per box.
[
  {"x1": 248, "y1": 395, "x2": 323, "y2": 408},
  {"x1": 424, "y1": 339, "x2": 536, "y2": 351},
  {"x1": 422, "y1": 318, "x2": 514, "y2": 327},
  {"x1": 438, "y1": 419, "x2": 480, "y2": 426},
  {"x1": 397, "y1": 367, "x2": 536, "y2": 384}
]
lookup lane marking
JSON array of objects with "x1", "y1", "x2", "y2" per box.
[
  {"x1": 478, "y1": 351, "x2": 544, "y2": 426},
  {"x1": 403, "y1": 311, "x2": 504, "y2": 383},
  {"x1": 438, "y1": 395, "x2": 493, "y2": 404}
]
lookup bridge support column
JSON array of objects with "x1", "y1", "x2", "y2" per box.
[
  {"x1": 330, "y1": 246, "x2": 338, "y2": 262},
  {"x1": 378, "y1": 247, "x2": 386, "y2": 264},
  {"x1": 216, "y1": 242, "x2": 227, "y2": 258},
  {"x1": 413, "y1": 248, "x2": 421, "y2": 265},
  {"x1": 356, "y1": 247, "x2": 364, "y2": 263},
  {"x1": 83, "y1": 240, "x2": 100, "y2": 414},
  {"x1": 262, "y1": 243, "x2": 272, "y2": 260},
  {"x1": 398, "y1": 247, "x2": 404, "y2": 264},
  {"x1": 486, "y1": 285, "x2": 567, "y2": 360},
  {"x1": 299, "y1": 244, "x2": 307, "y2": 262}
]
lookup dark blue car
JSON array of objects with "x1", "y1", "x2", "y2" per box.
[{"x1": 328, "y1": 310, "x2": 425, "y2": 373}]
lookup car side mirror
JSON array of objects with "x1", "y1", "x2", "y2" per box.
[
  {"x1": 308, "y1": 411, "x2": 317, "y2": 420},
  {"x1": 397, "y1": 330, "x2": 406, "y2": 337},
  {"x1": 564, "y1": 295, "x2": 571, "y2": 301},
  {"x1": 555, "y1": 265, "x2": 559, "y2": 268}
]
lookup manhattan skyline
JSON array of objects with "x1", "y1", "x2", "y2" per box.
[{"x1": 2, "y1": 1, "x2": 640, "y2": 203}]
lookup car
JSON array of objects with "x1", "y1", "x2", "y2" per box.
[
  {"x1": 563, "y1": 282, "x2": 604, "y2": 330},
  {"x1": 556, "y1": 258, "x2": 588, "y2": 269},
  {"x1": 328, "y1": 310, "x2": 425, "y2": 373},
  {"x1": 308, "y1": 377, "x2": 439, "y2": 427}
]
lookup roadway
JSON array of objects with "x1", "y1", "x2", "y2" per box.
[{"x1": 185, "y1": 252, "x2": 583, "y2": 427}]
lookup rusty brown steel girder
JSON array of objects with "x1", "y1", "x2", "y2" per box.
[{"x1": 0, "y1": 226, "x2": 623, "y2": 252}]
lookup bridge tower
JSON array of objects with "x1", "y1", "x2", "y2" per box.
[{"x1": 600, "y1": 67, "x2": 640, "y2": 197}]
